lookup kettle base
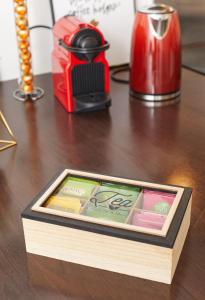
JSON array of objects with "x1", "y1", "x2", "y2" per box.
[{"x1": 130, "y1": 90, "x2": 180, "y2": 102}]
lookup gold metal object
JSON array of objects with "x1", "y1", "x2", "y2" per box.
[
  {"x1": 0, "y1": 111, "x2": 17, "y2": 152},
  {"x1": 13, "y1": 0, "x2": 44, "y2": 102}
]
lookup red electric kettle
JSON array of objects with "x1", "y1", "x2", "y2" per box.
[{"x1": 130, "y1": 4, "x2": 181, "y2": 104}]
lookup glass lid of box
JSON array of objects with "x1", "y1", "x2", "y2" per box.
[{"x1": 31, "y1": 170, "x2": 184, "y2": 237}]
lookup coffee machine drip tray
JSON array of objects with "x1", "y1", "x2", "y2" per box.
[{"x1": 74, "y1": 93, "x2": 111, "y2": 113}]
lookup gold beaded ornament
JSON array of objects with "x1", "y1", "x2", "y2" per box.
[{"x1": 13, "y1": 0, "x2": 44, "y2": 101}]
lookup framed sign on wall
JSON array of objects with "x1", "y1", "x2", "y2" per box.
[{"x1": 49, "y1": 0, "x2": 137, "y2": 66}]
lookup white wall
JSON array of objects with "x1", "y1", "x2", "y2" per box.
[
  {"x1": 0, "y1": 0, "x2": 153, "y2": 82},
  {"x1": 0, "y1": 0, "x2": 53, "y2": 81}
]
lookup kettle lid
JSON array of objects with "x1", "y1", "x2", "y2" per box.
[{"x1": 139, "y1": 4, "x2": 175, "y2": 14}]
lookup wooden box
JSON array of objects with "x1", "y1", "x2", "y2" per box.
[{"x1": 21, "y1": 169, "x2": 192, "y2": 284}]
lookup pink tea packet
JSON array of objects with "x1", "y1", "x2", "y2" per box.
[
  {"x1": 143, "y1": 189, "x2": 176, "y2": 214},
  {"x1": 132, "y1": 211, "x2": 166, "y2": 230}
]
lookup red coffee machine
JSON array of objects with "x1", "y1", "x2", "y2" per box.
[
  {"x1": 52, "y1": 16, "x2": 111, "y2": 113},
  {"x1": 130, "y1": 4, "x2": 181, "y2": 104}
]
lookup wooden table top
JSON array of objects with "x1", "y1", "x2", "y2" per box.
[{"x1": 0, "y1": 69, "x2": 204, "y2": 300}]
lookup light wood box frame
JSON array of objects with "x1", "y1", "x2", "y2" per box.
[{"x1": 21, "y1": 169, "x2": 192, "y2": 284}]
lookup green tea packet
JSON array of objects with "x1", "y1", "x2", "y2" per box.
[{"x1": 83, "y1": 182, "x2": 140, "y2": 223}]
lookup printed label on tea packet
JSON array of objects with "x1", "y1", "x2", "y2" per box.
[
  {"x1": 44, "y1": 176, "x2": 100, "y2": 214},
  {"x1": 61, "y1": 186, "x2": 85, "y2": 197},
  {"x1": 83, "y1": 183, "x2": 140, "y2": 223},
  {"x1": 55, "y1": 176, "x2": 99, "y2": 199},
  {"x1": 153, "y1": 202, "x2": 171, "y2": 215}
]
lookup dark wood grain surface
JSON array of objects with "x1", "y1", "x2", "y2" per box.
[{"x1": 0, "y1": 69, "x2": 204, "y2": 300}]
